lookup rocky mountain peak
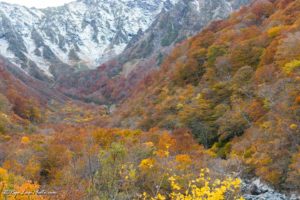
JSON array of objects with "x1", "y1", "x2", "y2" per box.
[{"x1": 0, "y1": 0, "x2": 177, "y2": 81}]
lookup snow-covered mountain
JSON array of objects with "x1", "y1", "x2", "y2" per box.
[
  {"x1": 0, "y1": 0, "x2": 178, "y2": 80},
  {"x1": 56, "y1": 0, "x2": 251, "y2": 104},
  {"x1": 120, "y1": 0, "x2": 251, "y2": 72}
]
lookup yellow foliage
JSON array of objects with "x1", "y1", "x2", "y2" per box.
[
  {"x1": 0, "y1": 168, "x2": 8, "y2": 182},
  {"x1": 175, "y1": 154, "x2": 192, "y2": 170},
  {"x1": 147, "y1": 169, "x2": 244, "y2": 200},
  {"x1": 260, "y1": 121, "x2": 272, "y2": 129},
  {"x1": 139, "y1": 158, "x2": 155, "y2": 171},
  {"x1": 289, "y1": 124, "x2": 298, "y2": 130},
  {"x1": 267, "y1": 26, "x2": 284, "y2": 38},
  {"x1": 21, "y1": 136, "x2": 30, "y2": 145},
  {"x1": 296, "y1": 96, "x2": 300, "y2": 104},
  {"x1": 206, "y1": 149, "x2": 218, "y2": 158},
  {"x1": 257, "y1": 168, "x2": 281, "y2": 185},
  {"x1": 24, "y1": 158, "x2": 41, "y2": 180},
  {"x1": 286, "y1": 150, "x2": 300, "y2": 186},
  {"x1": 0, "y1": 168, "x2": 46, "y2": 200},
  {"x1": 129, "y1": 169, "x2": 136, "y2": 180},
  {"x1": 92, "y1": 128, "x2": 114, "y2": 148},
  {"x1": 11, "y1": 181, "x2": 46, "y2": 200},
  {"x1": 169, "y1": 176, "x2": 181, "y2": 191},
  {"x1": 158, "y1": 132, "x2": 176, "y2": 150},
  {"x1": 176, "y1": 103, "x2": 184, "y2": 110},
  {"x1": 283, "y1": 59, "x2": 300, "y2": 75},
  {"x1": 155, "y1": 150, "x2": 169, "y2": 158},
  {"x1": 257, "y1": 156, "x2": 272, "y2": 165},
  {"x1": 143, "y1": 142, "x2": 154, "y2": 148}
]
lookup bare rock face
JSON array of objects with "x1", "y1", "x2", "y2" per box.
[
  {"x1": 242, "y1": 179, "x2": 300, "y2": 200},
  {"x1": 0, "y1": 0, "x2": 177, "y2": 80},
  {"x1": 110, "y1": 0, "x2": 252, "y2": 100},
  {"x1": 120, "y1": 0, "x2": 250, "y2": 64}
]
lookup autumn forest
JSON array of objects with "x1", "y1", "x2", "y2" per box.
[{"x1": 0, "y1": 0, "x2": 299, "y2": 199}]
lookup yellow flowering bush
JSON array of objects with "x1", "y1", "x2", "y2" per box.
[
  {"x1": 139, "y1": 158, "x2": 155, "y2": 171},
  {"x1": 144, "y1": 169, "x2": 244, "y2": 200}
]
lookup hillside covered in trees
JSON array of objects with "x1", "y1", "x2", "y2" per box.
[
  {"x1": 0, "y1": 0, "x2": 299, "y2": 199},
  {"x1": 114, "y1": 0, "x2": 300, "y2": 192}
]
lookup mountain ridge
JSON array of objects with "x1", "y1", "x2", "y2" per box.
[
  {"x1": 56, "y1": 0, "x2": 250, "y2": 104},
  {"x1": 0, "y1": 0, "x2": 177, "y2": 80}
]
